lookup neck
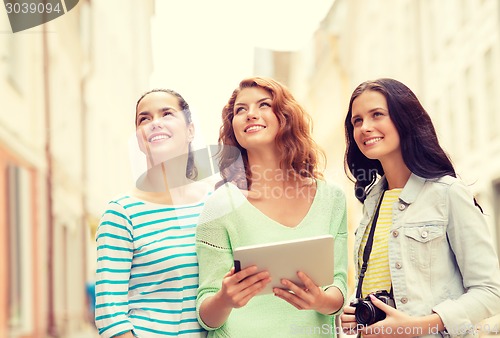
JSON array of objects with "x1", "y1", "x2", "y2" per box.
[
  {"x1": 247, "y1": 150, "x2": 284, "y2": 187},
  {"x1": 380, "y1": 157, "x2": 411, "y2": 190},
  {"x1": 133, "y1": 166, "x2": 196, "y2": 205},
  {"x1": 246, "y1": 150, "x2": 313, "y2": 196},
  {"x1": 137, "y1": 156, "x2": 190, "y2": 193}
]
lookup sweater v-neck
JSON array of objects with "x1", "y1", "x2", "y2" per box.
[{"x1": 230, "y1": 179, "x2": 322, "y2": 229}]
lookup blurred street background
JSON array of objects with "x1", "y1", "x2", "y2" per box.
[{"x1": 1, "y1": 0, "x2": 500, "y2": 337}]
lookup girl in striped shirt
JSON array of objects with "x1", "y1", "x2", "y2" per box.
[{"x1": 95, "y1": 89, "x2": 210, "y2": 338}]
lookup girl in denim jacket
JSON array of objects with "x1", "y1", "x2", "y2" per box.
[{"x1": 340, "y1": 78, "x2": 500, "y2": 337}]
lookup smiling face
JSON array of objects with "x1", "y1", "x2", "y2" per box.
[
  {"x1": 231, "y1": 87, "x2": 280, "y2": 152},
  {"x1": 351, "y1": 90, "x2": 402, "y2": 165},
  {"x1": 135, "y1": 91, "x2": 194, "y2": 167}
]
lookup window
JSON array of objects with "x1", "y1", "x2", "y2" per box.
[
  {"x1": 446, "y1": 85, "x2": 456, "y2": 157},
  {"x1": 6, "y1": 164, "x2": 34, "y2": 335},
  {"x1": 6, "y1": 34, "x2": 25, "y2": 94},
  {"x1": 460, "y1": 0, "x2": 469, "y2": 24},
  {"x1": 494, "y1": 181, "x2": 500, "y2": 262},
  {"x1": 464, "y1": 67, "x2": 476, "y2": 150},
  {"x1": 483, "y1": 48, "x2": 497, "y2": 140}
]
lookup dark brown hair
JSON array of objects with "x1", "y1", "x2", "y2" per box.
[
  {"x1": 345, "y1": 78, "x2": 455, "y2": 202},
  {"x1": 136, "y1": 89, "x2": 197, "y2": 179}
]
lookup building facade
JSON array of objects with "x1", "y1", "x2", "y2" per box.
[{"x1": 0, "y1": 1, "x2": 155, "y2": 337}]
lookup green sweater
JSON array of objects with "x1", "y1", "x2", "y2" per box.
[{"x1": 196, "y1": 180, "x2": 348, "y2": 338}]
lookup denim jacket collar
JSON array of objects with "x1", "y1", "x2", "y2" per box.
[
  {"x1": 399, "y1": 173, "x2": 426, "y2": 204},
  {"x1": 366, "y1": 173, "x2": 426, "y2": 207}
]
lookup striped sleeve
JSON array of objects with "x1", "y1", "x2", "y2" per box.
[{"x1": 95, "y1": 200, "x2": 135, "y2": 338}]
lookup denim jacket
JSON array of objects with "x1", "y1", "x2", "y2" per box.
[{"x1": 353, "y1": 174, "x2": 500, "y2": 337}]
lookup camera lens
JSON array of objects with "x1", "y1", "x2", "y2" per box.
[
  {"x1": 355, "y1": 301, "x2": 385, "y2": 326},
  {"x1": 355, "y1": 302, "x2": 376, "y2": 325}
]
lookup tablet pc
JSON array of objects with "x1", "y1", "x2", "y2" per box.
[{"x1": 233, "y1": 234, "x2": 334, "y2": 295}]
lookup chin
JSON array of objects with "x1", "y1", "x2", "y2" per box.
[{"x1": 361, "y1": 151, "x2": 381, "y2": 160}]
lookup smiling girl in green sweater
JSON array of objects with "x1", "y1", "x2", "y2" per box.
[{"x1": 195, "y1": 77, "x2": 348, "y2": 338}]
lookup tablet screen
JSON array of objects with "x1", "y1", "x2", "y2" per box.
[{"x1": 233, "y1": 234, "x2": 334, "y2": 295}]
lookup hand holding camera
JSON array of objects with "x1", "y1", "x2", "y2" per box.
[
  {"x1": 350, "y1": 290, "x2": 396, "y2": 326},
  {"x1": 342, "y1": 292, "x2": 429, "y2": 338}
]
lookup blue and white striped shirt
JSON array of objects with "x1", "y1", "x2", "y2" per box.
[{"x1": 95, "y1": 195, "x2": 207, "y2": 338}]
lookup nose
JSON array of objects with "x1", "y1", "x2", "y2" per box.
[
  {"x1": 246, "y1": 105, "x2": 259, "y2": 120},
  {"x1": 360, "y1": 119, "x2": 373, "y2": 133},
  {"x1": 150, "y1": 116, "x2": 164, "y2": 130}
]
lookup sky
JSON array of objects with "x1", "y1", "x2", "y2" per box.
[{"x1": 150, "y1": 0, "x2": 335, "y2": 146}]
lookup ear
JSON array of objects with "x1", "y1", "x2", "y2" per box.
[{"x1": 187, "y1": 122, "x2": 195, "y2": 142}]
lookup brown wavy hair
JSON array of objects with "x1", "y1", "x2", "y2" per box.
[{"x1": 216, "y1": 77, "x2": 325, "y2": 189}]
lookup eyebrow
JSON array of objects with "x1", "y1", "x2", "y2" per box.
[
  {"x1": 136, "y1": 111, "x2": 150, "y2": 118},
  {"x1": 137, "y1": 106, "x2": 177, "y2": 117},
  {"x1": 234, "y1": 97, "x2": 272, "y2": 107},
  {"x1": 351, "y1": 107, "x2": 387, "y2": 120}
]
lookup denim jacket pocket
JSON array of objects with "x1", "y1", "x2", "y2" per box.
[{"x1": 403, "y1": 222, "x2": 446, "y2": 269}]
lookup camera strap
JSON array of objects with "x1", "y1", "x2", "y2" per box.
[{"x1": 355, "y1": 191, "x2": 385, "y2": 299}]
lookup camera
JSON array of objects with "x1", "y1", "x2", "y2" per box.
[{"x1": 350, "y1": 290, "x2": 396, "y2": 326}]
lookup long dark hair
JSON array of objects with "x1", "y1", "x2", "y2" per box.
[
  {"x1": 217, "y1": 77, "x2": 325, "y2": 189},
  {"x1": 136, "y1": 89, "x2": 197, "y2": 179},
  {"x1": 344, "y1": 78, "x2": 455, "y2": 202}
]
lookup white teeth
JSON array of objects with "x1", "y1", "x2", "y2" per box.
[
  {"x1": 246, "y1": 125, "x2": 265, "y2": 133},
  {"x1": 365, "y1": 137, "x2": 382, "y2": 145},
  {"x1": 149, "y1": 134, "x2": 170, "y2": 142}
]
